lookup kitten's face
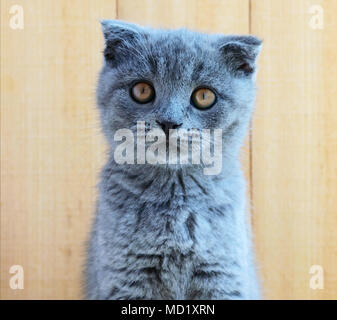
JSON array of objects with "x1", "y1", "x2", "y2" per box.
[{"x1": 97, "y1": 20, "x2": 261, "y2": 167}]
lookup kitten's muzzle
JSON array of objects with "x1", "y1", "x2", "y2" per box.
[{"x1": 155, "y1": 120, "x2": 183, "y2": 137}]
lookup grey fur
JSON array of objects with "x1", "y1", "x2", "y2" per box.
[{"x1": 85, "y1": 20, "x2": 262, "y2": 300}]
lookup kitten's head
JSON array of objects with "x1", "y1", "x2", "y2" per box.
[{"x1": 97, "y1": 20, "x2": 262, "y2": 171}]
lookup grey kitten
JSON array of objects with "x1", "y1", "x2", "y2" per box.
[{"x1": 85, "y1": 20, "x2": 262, "y2": 300}]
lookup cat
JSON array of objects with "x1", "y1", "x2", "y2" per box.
[{"x1": 85, "y1": 20, "x2": 262, "y2": 300}]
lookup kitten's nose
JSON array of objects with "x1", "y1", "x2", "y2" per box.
[{"x1": 156, "y1": 120, "x2": 182, "y2": 135}]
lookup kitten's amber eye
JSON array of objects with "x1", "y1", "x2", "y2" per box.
[
  {"x1": 131, "y1": 82, "x2": 155, "y2": 104},
  {"x1": 191, "y1": 88, "x2": 216, "y2": 109}
]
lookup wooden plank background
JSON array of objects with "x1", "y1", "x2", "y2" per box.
[
  {"x1": 251, "y1": 0, "x2": 337, "y2": 299},
  {"x1": 1, "y1": 0, "x2": 336, "y2": 299}
]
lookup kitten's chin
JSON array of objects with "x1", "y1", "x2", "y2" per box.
[
  {"x1": 145, "y1": 147, "x2": 187, "y2": 166},
  {"x1": 138, "y1": 162, "x2": 204, "y2": 175},
  {"x1": 140, "y1": 141, "x2": 201, "y2": 170}
]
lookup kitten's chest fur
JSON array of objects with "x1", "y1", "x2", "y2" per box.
[
  {"x1": 87, "y1": 163, "x2": 258, "y2": 299},
  {"x1": 125, "y1": 202, "x2": 239, "y2": 299}
]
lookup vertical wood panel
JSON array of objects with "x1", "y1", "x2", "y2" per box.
[
  {"x1": 118, "y1": 0, "x2": 249, "y2": 33},
  {"x1": 251, "y1": 0, "x2": 337, "y2": 299},
  {"x1": 1, "y1": 0, "x2": 116, "y2": 299}
]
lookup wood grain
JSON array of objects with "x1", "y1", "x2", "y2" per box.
[
  {"x1": 1, "y1": 0, "x2": 116, "y2": 299},
  {"x1": 251, "y1": 0, "x2": 337, "y2": 299},
  {"x1": 118, "y1": 0, "x2": 249, "y2": 33}
]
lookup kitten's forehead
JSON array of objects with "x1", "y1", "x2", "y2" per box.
[{"x1": 141, "y1": 29, "x2": 222, "y2": 85}]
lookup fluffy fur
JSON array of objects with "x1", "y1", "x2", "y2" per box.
[{"x1": 85, "y1": 20, "x2": 262, "y2": 299}]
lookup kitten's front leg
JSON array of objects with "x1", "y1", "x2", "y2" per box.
[
  {"x1": 87, "y1": 254, "x2": 161, "y2": 299},
  {"x1": 187, "y1": 264, "x2": 244, "y2": 300},
  {"x1": 101, "y1": 263, "x2": 166, "y2": 300}
]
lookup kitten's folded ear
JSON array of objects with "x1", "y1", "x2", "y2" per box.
[
  {"x1": 218, "y1": 35, "x2": 262, "y2": 77},
  {"x1": 100, "y1": 20, "x2": 145, "y2": 66}
]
